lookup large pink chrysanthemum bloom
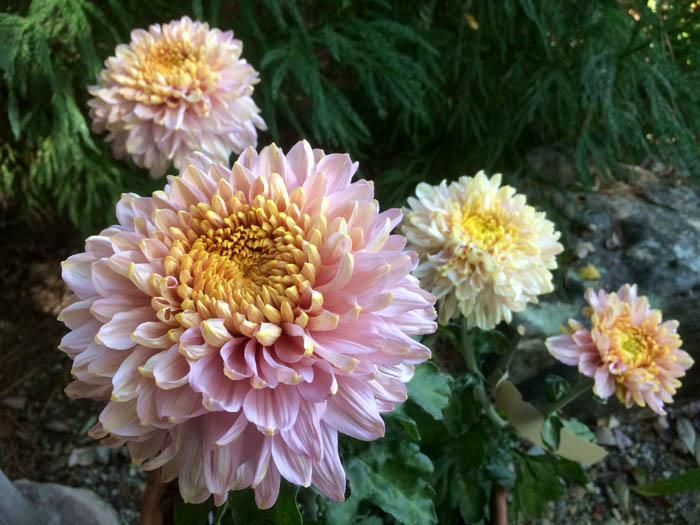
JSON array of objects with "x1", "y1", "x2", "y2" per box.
[
  {"x1": 88, "y1": 16, "x2": 266, "y2": 178},
  {"x1": 546, "y1": 285, "x2": 693, "y2": 415},
  {"x1": 58, "y1": 141, "x2": 436, "y2": 507},
  {"x1": 402, "y1": 172, "x2": 563, "y2": 329}
]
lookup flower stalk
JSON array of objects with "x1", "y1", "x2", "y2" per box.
[
  {"x1": 544, "y1": 379, "x2": 593, "y2": 418},
  {"x1": 461, "y1": 318, "x2": 508, "y2": 428}
]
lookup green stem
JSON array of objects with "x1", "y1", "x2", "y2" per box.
[
  {"x1": 461, "y1": 318, "x2": 508, "y2": 428},
  {"x1": 544, "y1": 379, "x2": 594, "y2": 418}
]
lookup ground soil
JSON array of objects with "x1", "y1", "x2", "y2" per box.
[{"x1": 0, "y1": 214, "x2": 145, "y2": 525}]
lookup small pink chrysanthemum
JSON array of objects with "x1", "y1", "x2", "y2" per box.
[
  {"x1": 546, "y1": 285, "x2": 693, "y2": 415},
  {"x1": 88, "y1": 16, "x2": 266, "y2": 177},
  {"x1": 58, "y1": 141, "x2": 436, "y2": 507}
]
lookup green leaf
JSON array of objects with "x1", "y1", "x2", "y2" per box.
[
  {"x1": 470, "y1": 328, "x2": 510, "y2": 358},
  {"x1": 437, "y1": 324, "x2": 461, "y2": 350},
  {"x1": 384, "y1": 404, "x2": 421, "y2": 441},
  {"x1": 454, "y1": 425, "x2": 487, "y2": 471},
  {"x1": 485, "y1": 451, "x2": 516, "y2": 486},
  {"x1": 406, "y1": 362, "x2": 452, "y2": 420},
  {"x1": 348, "y1": 459, "x2": 436, "y2": 525},
  {"x1": 511, "y1": 452, "x2": 587, "y2": 520},
  {"x1": 455, "y1": 474, "x2": 487, "y2": 524},
  {"x1": 224, "y1": 483, "x2": 301, "y2": 525},
  {"x1": 325, "y1": 441, "x2": 436, "y2": 524},
  {"x1": 634, "y1": 468, "x2": 700, "y2": 496},
  {"x1": 7, "y1": 89, "x2": 20, "y2": 140},
  {"x1": 175, "y1": 498, "x2": 214, "y2": 525},
  {"x1": 443, "y1": 378, "x2": 480, "y2": 435},
  {"x1": 544, "y1": 375, "x2": 570, "y2": 403},
  {"x1": 541, "y1": 414, "x2": 564, "y2": 450},
  {"x1": 561, "y1": 418, "x2": 595, "y2": 442},
  {"x1": 397, "y1": 442, "x2": 434, "y2": 475}
]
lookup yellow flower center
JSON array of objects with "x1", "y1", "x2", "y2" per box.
[
  {"x1": 595, "y1": 307, "x2": 667, "y2": 377},
  {"x1": 124, "y1": 34, "x2": 220, "y2": 108},
  {"x1": 159, "y1": 187, "x2": 324, "y2": 345},
  {"x1": 149, "y1": 41, "x2": 196, "y2": 71},
  {"x1": 141, "y1": 39, "x2": 205, "y2": 91},
  {"x1": 613, "y1": 326, "x2": 655, "y2": 368},
  {"x1": 460, "y1": 208, "x2": 518, "y2": 253}
]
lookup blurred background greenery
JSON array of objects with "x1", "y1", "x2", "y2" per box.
[{"x1": 1, "y1": 0, "x2": 699, "y2": 230}]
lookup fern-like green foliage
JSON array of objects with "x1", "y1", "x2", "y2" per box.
[
  {"x1": 1, "y1": 0, "x2": 700, "y2": 228},
  {"x1": 0, "y1": 0, "x2": 190, "y2": 229}
]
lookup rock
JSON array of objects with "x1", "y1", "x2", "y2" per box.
[
  {"x1": 13, "y1": 478, "x2": 119, "y2": 525},
  {"x1": 612, "y1": 476, "x2": 629, "y2": 513},
  {"x1": 2, "y1": 397, "x2": 26, "y2": 410},
  {"x1": 68, "y1": 447, "x2": 97, "y2": 468},
  {"x1": 671, "y1": 439, "x2": 689, "y2": 455},
  {"x1": 595, "y1": 427, "x2": 617, "y2": 446},
  {"x1": 574, "y1": 241, "x2": 595, "y2": 259},
  {"x1": 604, "y1": 485, "x2": 618, "y2": 505},
  {"x1": 526, "y1": 147, "x2": 578, "y2": 187},
  {"x1": 681, "y1": 400, "x2": 700, "y2": 418},
  {"x1": 653, "y1": 416, "x2": 670, "y2": 435},
  {"x1": 0, "y1": 468, "x2": 50, "y2": 525},
  {"x1": 614, "y1": 429, "x2": 633, "y2": 451},
  {"x1": 510, "y1": 162, "x2": 700, "y2": 410},
  {"x1": 570, "y1": 485, "x2": 586, "y2": 501},
  {"x1": 94, "y1": 446, "x2": 110, "y2": 465},
  {"x1": 623, "y1": 455, "x2": 638, "y2": 468},
  {"x1": 675, "y1": 417, "x2": 696, "y2": 455},
  {"x1": 611, "y1": 508, "x2": 623, "y2": 521},
  {"x1": 45, "y1": 421, "x2": 69, "y2": 433}
]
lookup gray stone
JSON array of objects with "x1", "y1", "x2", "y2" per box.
[
  {"x1": 13, "y1": 479, "x2": 120, "y2": 525},
  {"x1": 509, "y1": 161, "x2": 700, "y2": 411},
  {"x1": 68, "y1": 447, "x2": 98, "y2": 468},
  {"x1": 613, "y1": 429, "x2": 633, "y2": 451},
  {"x1": 1, "y1": 397, "x2": 26, "y2": 410},
  {"x1": 595, "y1": 427, "x2": 617, "y2": 446},
  {"x1": 0, "y1": 465, "x2": 119, "y2": 525},
  {"x1": 0, "y1": 469, "x2": 50, "y2": 525},
  {"x1": 94, "y1": 446, "x2": 110, "y2": 465},
  {"x1": 675, "y1": 417, "x2": 697, "y2": 455},
  {"x1": 45, "y1": 421, "x2": 70, "y2": 433}
]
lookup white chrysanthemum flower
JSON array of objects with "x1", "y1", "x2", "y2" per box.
[
  {"x1": 88, "y1": 16, "x2": 266, "y2": 177},
  {"x1": 402, "y1": 171, "x2": 564, "y2": 328}
]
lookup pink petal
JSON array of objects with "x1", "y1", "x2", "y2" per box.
[
  {"x1": 58, "y1": 298, "x2": 95, "y2": 330},
  {"x1": 152, "y1": 345, "x2": 189, "y2": 389},
  {"x1": 61, "y1": 253, "x2": 97, "y2": 299},
  {"x1": 154, "y1": 385, "x2": 205, "y2": 423},
  {"x1": 189, "y1": 353, "x2": 249, "y2": 412},
  {"x1": 316, "y1": 153, "x2": 357, "y2": 193},
  {"x1": 244, "y1": 385, "x2": 300, "y2": 435},
  {"x1": 297, "y1": 361, "x2": 337, "y2": 403},
  {"x1": 91, "y1": 294, "x2": 143, "y2": 323},
  {"x1": 96, "y1": 306, "x2": 153, "y2": 350},
  {"x1": 312, "y1": 423, "x2": 346, "y2": 501},
  {"x1": 60, "y1": 320, "x2": 101, "y2": 354},
  {"x1": 254, "y1": 460, "x2": 280, "y2": 509},
  {"x1": 594, "y1": 366, "x2": 615, "y2": 398},
  {"x1": 545, "y1": 334, "x2": 583, "y2": 366},
  {"x1": 272, "y1": 436, "x2": 312, "y2": 487},
  {"x1": 112, "y1": 345, "x2": 156, "y2": 401},
  {"x1": 324, "y1": 377, "x2": 385, "y2": 440},
  {"x1": 177, "y1": 423, "x2": 207, "y2": 503},
  {"x1": 281, "y1": 401, "x2": 324, "y2": 462}
]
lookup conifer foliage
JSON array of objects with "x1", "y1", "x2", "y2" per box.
[{"x1": 1, "y1": 1, "x2": 699, "y2": 223}]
